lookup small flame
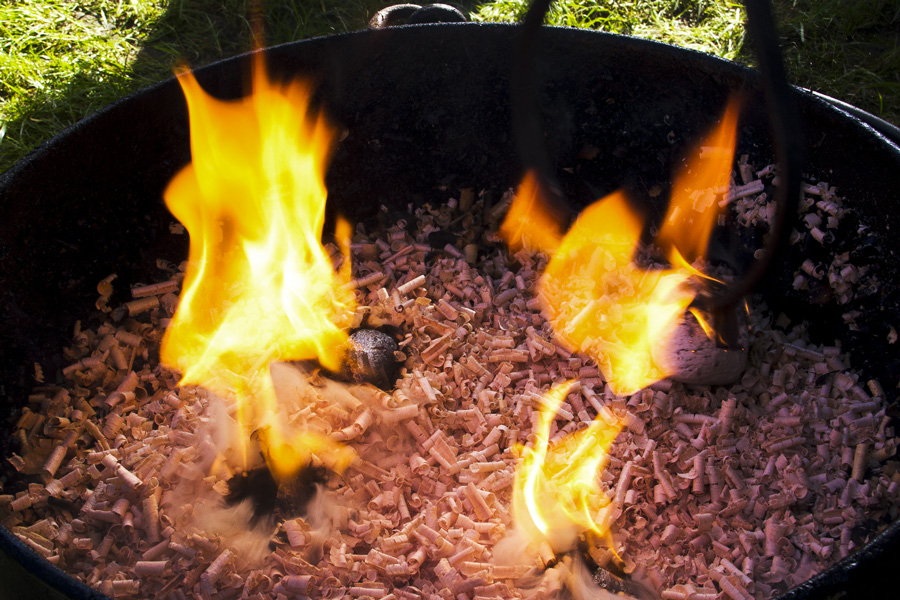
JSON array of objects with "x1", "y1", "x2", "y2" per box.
[
  {"x1": 657, "y1": 98, "x2": 741, "y2": 267},
  {"x1": 513, "y1": 381, "x2": 621, "y2": 553},
  {"x1": 501, "y1": 98, "x2": 740, "y2": 395},
  {"x1": 160, "y1": 54, "x2": 356, "y2": 477},
  {"x1": 499, "y1": 170, "x2": 563, "y2": 255}
]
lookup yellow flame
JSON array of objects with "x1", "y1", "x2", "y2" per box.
[
  {"x1": 689, "y1": 307, "x2": 717, "y2": 341},
  {"x1": 657, "y1": 98, "x2": 741, "y2": 266},
  {"x1": 501, "y1": 98, "x2": 741, "y2": 395},
  {"x1": 513, "y1": 381, "x2": 622, "y2": 553},
  {"x1": 159, "y1": 54, "x2": 356, "y2": 477},
  {"x1": 499, "y1": 170, "x2": 563, "y2": 254}
]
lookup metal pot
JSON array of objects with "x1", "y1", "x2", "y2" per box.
[{"x1": 1, "y1": 23, "x2": 899, "y2": 599}]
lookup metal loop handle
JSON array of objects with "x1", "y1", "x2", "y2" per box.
[{"x1": 369, "y1": 3, "x2": 467, "y2": 29}]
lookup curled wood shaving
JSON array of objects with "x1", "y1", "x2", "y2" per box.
[{"x1": 3, "y1": 185, "x2": 898, "y2": 600}]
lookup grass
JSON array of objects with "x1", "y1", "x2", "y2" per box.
[
  {"x1": 471, "y1": 0, "x2": 747, "y2": 59},
  {"x1": 0, "y1": 0, "x2": 394, "y2": 171},
  {"x1": 1, "y1": 0, "x2": 898, "y2": 175},
  {"x1": 753, "y1": 0, "x2": 900, "y2": 122},
  {"x1": 0, "y1": 1, "x2": 157, "y2": 161},
  {"x1": 470, "y1": 0, "x2": 900, "y2": 124}
]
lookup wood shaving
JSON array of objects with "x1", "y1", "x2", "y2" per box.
[{"x1": 2, "y1": 183, "x2": 898, "y2": 600}]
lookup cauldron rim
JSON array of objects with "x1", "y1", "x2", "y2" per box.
[{"x1": 3, "y1": 22, "x2": 899, "y2": 189}]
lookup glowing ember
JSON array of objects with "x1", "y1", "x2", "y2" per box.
[
  {"x1": 160, "y1": 54, "x2": 356, "y2": 477},
  {"x1": 513, "y1": 381, "x2": 621, "y2": 553},
  {"x1": 501, "y1": 98, "x2": 741, "y2": 395}
]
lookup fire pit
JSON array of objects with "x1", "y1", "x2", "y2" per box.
[{"x1": 2, "y1": 22, "x2": 900, "y2": 600}]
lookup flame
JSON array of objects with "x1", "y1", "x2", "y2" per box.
[
  {"x1": 501, "y1": 98, "x2": 740, "y2": 395},
  {"x1": 160, "y1": 54, "x2": 356, "y2": 477},
  {"x1": 513, "y1": 381, "x2": 621, "y2": 553},
  {"x1": 658, "y1": 98, "x2": 741, "y2": 267},
  {"x1": 499, "y1": 170, "x2": 563, "y2": 254}
]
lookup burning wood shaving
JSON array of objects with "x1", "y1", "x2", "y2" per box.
[{"x1": 2, "y1": 181, "x2": 899, "y2": 600}]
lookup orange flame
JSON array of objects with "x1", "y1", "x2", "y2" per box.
[
  {"x1": 160, "y1": 54, "x2": 356, "y2": 477},
  {"x1": 513, "y1": 381, "x2": 621, "y2": 552},
  {"x1": 499, "y1": 171, "x2": 563, "y2": 255},
  {"x1": 658, "y1": 98, "x2": 741, "y2": 267},
  {"x1": 501, "y1": 98, "x2": 740, "y2": 395}
]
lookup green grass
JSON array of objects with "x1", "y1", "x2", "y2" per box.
[
  {"x1": 472, "y1": 0, "x2": 747, "y2": 59},
  {"x1": 754, "y1": 0, "x2": 900, "y2": 124},
  {"x1": 471, "y1": 0, "x2": 900, "y2": 125},
  {"x1": 0, "y1": 0, "x2": 396, "y2": 172},
  {"x1": 1, "y1": 0, "x2": 898, "y2": 175},
  {"x1": 0, "y1": 1, "x2": 158, "y2": 162}
]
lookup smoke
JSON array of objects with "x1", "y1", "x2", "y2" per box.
[
  {"x1": 160, "y1": 391, "x2": 273, "y2": 568},
  {"x1": 204, "y1": 390, "x2": 266, "y2": 473},
  {"x1": 171, "y1": 361, "x2": 409, "y2": 566},
  {"x1": 491, "y1": 528, "x2": 656, "y2": 600},
  {"x1": 570, "y1": 555, "x2": 657, "y2": 600},
  {"x1": 187, "y1": 496, "x2": 274, "y2": 567},
  {"x1": 494, "y1": 527, "x2": 542, "y2": 567}
]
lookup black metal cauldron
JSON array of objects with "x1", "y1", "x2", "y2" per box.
[{"x1": 1, "y1": 23, "x2": 899, "y2": 600}]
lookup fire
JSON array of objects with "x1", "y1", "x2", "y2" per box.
[
  {"x1": 160, "y1": 54, "x2": 356, "y2": 477},
  {"x1": 658, "y1": 98, "x2": 741, "y2": 268},
  {"x1": 513, "y1": 381, "x2": 622, "y2": 554},
  {"x1": 502, "y1": 98, "x2": 741, "y2": 395}
]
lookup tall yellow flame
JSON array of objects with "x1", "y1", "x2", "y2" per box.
[
  {"x1": 501, "y1": 98, "x2": 741, "y2": 395},
  {"x1": 513, "y1": 381, "x2": 621, "y2": 552},
  {"x1": 160, "y1": 54, "x2": 356, "y2": 476}
]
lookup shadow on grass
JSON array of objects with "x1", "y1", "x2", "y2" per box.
[
  {"x1": 4, "y1": 0, "x2": 897, "y2": 176},
  {"x1": 737, "y1": 0, "x2": 900, "y2": 126},
  {"x1": 0, "y1": 0, "x2": 480, "y2": 174}
]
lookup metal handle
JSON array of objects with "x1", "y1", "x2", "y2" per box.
[
  {"x1": 368, "y1": 3, "x2": 466, "y2": 29},
  {"x1": 701, "y1": 0, "x2": 801, "y2": 315}
]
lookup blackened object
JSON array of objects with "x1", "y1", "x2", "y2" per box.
[
  {"x1": 225, "y1": 466, "x2": 279, "y2": 523},
  {"x1": 226, "y1": 462, "x2": 327, "y2": 522},
  {"x1": 592, "y1": 565, "x2": 652, "y2": 599},
  {"x1": 340, "y1": 328, "x2": 400, "y2": 389}
]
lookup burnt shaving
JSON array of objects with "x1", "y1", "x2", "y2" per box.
[
  {"x1": 224, "y1": 465, "x2": 278, "y2": 523},
  {"x1": 577, "y1": 539, "x2": 656, "y2": 600},
  {"x1": 225, "y1": 461, "x2": 327, "y2": 524},
  {"x1": 590, "y1": 565, "x2": 642, "y2": 598},
  {"x1": 519, "y1": 540, "x2": 655, "y2": 600}
]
